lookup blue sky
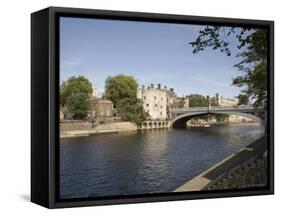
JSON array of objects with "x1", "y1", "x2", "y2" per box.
[{"x1": 60, "y1": 17, "x2": 247, "y2": 98}]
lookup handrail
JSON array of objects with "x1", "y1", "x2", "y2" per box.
[{"x1": 170, "y1": 105, "x2": 263, "y2": 112}]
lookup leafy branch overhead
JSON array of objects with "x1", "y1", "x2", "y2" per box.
[
  {"x1": 190, "y1": 26, "x2": 252, "y2": 56},
  {"x1": 190, "y1": 26, "x2": 267, "y2": 107}
]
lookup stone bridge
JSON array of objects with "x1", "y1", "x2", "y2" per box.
[{"x1": 170, "y1": 105, "x2": 265, "y2": 128}]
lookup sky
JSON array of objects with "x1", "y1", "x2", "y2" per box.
[{"x1": 60, "y1": 17, "x2": 249, "y2": 98}]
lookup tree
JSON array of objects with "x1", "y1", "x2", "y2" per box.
[
  {"x1": 67, "y1": 93, "x2": 90, "y2": 119},
  {"x1": 104, "y1": 75, "x2": 138, "y2": 107},
  {"x1": 175, "y1": 97, "x2": 185, "y2": 108},
  {"x1": 190, "y1": 27, "x2": 267, "y2": 107},
  {"x1": 60, "y1": 76, "x2": 93, "y2": 119},
  {"x1": 237, "y1": 94, "x2": 249, "y2": 105},
  {"x1": 116, "y1": 98, "x2": 149, "y2": 126},
  {"x1": 188, "y1": 94, "x2": 218, "y2": 107},
  {"x1": 104, "y1": 74, "x2": 148, "y2": 125}
]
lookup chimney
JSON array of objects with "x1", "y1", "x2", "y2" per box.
[
  {"x1": 158, "y1": 84, "x2": 161, "y2": 89},
  {"x1": 151, "y1": 84, "x2": 154, "y2": 89},
  {"x1": 170, "y1": 88, "x2": 174, "y2": 93}
]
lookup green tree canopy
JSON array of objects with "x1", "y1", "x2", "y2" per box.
[
  {"x1": 190, "y1": 27, "x2": 267, "y2": 107},
  {"x1": 116, "y1": 98, "x2": 149, "y2": 126},
  {"x1": 188, "y1": 94, "x2": 218, "y2": 107},
  {"x1": 60, "y1": 76, "x2": 93, "y2": 106},
  {"x1": 60, "y1": 76, "x2": 93, "y2": 119},
  {"x1": 67, "y1": 93, "x2": 90, "y2": 119},
  {"x1": 237, "y1": 94, "x2": 249, "y2": 105},
  {"x1": 104, "y1": 74, "x2": 148, "y2": 125},
  {"x1": 104, "y1": 75, "x2": 138, "y2": 107}
]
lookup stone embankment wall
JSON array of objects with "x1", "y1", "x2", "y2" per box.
[
  {"x1": 94, "y1": 122, "x2": 137, "y2": 132},
  {"x1": 61, "y1": 120, "x2": 171, "y2": 132},
  {"x1": 60, "y1": 121, "x2": 92, "y2": 132},
  {"x1": 140, "y1": 121, "x2": 171, "y2": 129}
]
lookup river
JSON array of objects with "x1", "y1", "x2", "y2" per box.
[{"x1": 60, "y1": 124, "x2": 264, "y2": 199}]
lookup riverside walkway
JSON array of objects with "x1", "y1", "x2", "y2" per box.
[{"x1": 175, "y1": 136, "x2": 267, "y2": 192}]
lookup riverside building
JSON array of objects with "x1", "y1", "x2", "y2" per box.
[{"x1": 137, "y1": 83, "x2": 177, "y2": 120}]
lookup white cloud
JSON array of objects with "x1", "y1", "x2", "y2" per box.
[{"x1": 60, "y1": 58, "x2": 82, "y2": 69}]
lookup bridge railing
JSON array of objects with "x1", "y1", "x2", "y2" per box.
[{"x1": 170, "y1": 105, "x2": 262, "y2": 113}]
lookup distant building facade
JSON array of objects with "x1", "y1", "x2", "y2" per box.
[
  {"x1": 89, "y1": 98, "x2": 114, "y2": 123},
  {"x1": 137, "y1": 83, "x2": 178, "y2": 120},
  {"x1": 216, "y1": 93, "x2": 239, "y2": 107},
  {"x1": 183, "y1": 96, "x2": 189, "y2": 109},
  {"x1": 92, "y1": 84, "x2": 98, "y2": 98}
]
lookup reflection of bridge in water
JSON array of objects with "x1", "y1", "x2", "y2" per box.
[{"x1": 170, "y1": 105, "x2": 265, "y2": 129}]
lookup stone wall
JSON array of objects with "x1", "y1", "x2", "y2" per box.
[
  {"x1": 60, "y1": 121, "x2": 170, "y2": 133},
  {"x1": 140, "y1": 121, "x2": 171, "y2": 129},
  {"x1": 60, "y1": 121, "x2": 92, "y2": 132},
  {"x1": 94, "y1": 122, "x2": 137, "y2": 131}
]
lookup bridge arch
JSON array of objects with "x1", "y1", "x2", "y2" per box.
[{"x1": 171, "y1": 111, "x2": 263, "y2": 129}]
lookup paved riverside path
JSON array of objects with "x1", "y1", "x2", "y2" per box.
[{"x1": 175, "y1": 136, "x2": 267, "y2": 192}]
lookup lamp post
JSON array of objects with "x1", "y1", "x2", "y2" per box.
[{"x1": 207, "y1": 95, "x2": 211, "y2": 111}]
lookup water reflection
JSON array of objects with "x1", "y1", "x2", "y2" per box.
[{"x1": 60, "y1": 124, "x2": 264, "y2": 199}]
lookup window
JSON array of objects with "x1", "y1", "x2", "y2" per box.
[
  {"x1": 146, "y1": 104, "x2": 149, "y2": 107},
  {"x1": 160, "y1": 112, "x2": 162, "y2": 115},
  {"x1": 143, "y1": 96, "x2": 146, "y2": 100},
  {"x1": 160, "y1": 105, "x2": 163, "y2": 109},
  {"x1": 155, "y1": 104, "x2": 157, "y2": 107},
  {"x1": 161, "y1": 97, "x2": 163, "y2": 101},
  {"x1": 154, "y1": 96, "x2": 156, "y2": 100}
]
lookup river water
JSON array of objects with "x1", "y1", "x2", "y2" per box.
[{"x1": 60, "y1": 124, "x2": 264, "y2": 199}]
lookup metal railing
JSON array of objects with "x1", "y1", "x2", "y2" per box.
[{"x1": 170, "y1": 105, "x2": 262, "y2": 113}]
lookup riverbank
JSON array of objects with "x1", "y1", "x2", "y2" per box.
[
  {"x1": 187, "y1": 122, "x2": 260, "y2": 128},
  {"x1": 174, "y1": 136, "x2": 267, "y2": 192},
  {"x1": 60, "y1": 121, "x2": 171, "y2": 138}
]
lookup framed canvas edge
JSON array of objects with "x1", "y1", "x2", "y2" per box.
[{"x1": 42, "y1": 6, "x2": 274, "y2": 209}]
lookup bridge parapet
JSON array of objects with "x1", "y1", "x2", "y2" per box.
[{"x1": 170, "y1": 105, "x2": 264, "y2": 114}]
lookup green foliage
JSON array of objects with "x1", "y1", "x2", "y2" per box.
[
  {"x1": 116, "y1": 98, "x2": 149, "y2": 126},
  {"x1": 67, "y1": 93, "x2": 90, "y2": 119},
  {"x1": 60, "y1": 76, "x2": 92, "y2": 119},
  {"x1": 176, "y1": 97, "x2": 185, "y2": 108},
  {"x1": 237, "y1": 94, "x2": 249, "y2": 105},
  {"x1": 104, "y1": 74, "x2": 148, "y2": 125},
  {"x1": 233, "y1": 29, "x2": 267, "y2": 107},
  {"x1": 190, "y1": 27, "x2": 267, "y2": 107},
  {"x1": 190, "y1": 26, "x2": 252, "y2": 56},
  {"x1": 60, "y1": 76, "x2": 93, "y2": 106},
  {"x1": 104, "y1": 75, "x2": 138, "y2": 107},
  {"x1": 188, "y1": 94, "x2": 218, "y2": 107}
]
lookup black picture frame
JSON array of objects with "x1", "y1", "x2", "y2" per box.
[{"x1": 31, "y1": 6, "x2": 274, "y2": 208}]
